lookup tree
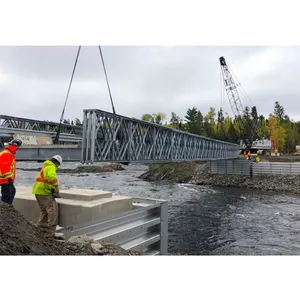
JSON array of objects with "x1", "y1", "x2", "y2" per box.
[
  {"x1": 203, "y1": 107, "x2": 217, "y2": 138},
  {"x1": 141, "y1": 112, "x2": 167, "y2": 125},
  {"x1": 256, "y1": 115, "x2": 267, "y2": 139},
  {"x1": 266, "y1": 115, "x2": 286, "y2": 152},
  {"x1": 185, "y1": 107, "x2": 203, "y2": 135},
  {"x1": 142, "y1": 114, "x2": 155, "y2": 123},
  {"x1": 153, "y1": 112, "x2": 167, "y2": 125},
  {"x1": 274, "y1": 101, "x2": 285, "y2": 123},
  {"x1": 169, "y1": 112, "x2": 181, "y2": 129}
]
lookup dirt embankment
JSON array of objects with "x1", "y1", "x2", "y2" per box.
[
  {"x1": 18, "y1": 164, "x2": 125, "y2": 174},
  {"x1": 139, "y1": 161, "x2": 300, "y2": 195},
  {"x1": 0, "y1": 204, "x2": 139, "y2": 255},
  {"x1": 139, "y1": 162, "x2": 201, "y2": 183}
]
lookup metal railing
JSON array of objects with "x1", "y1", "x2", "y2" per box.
[
  {"x1": 210, "y1": 159, "x2": 251, "y2": 176},
  {"x1": 253, "y1": 162, "x2": 300, "y2": 176},
  {"x1": 58, "y1": 198, "x2": 168, "y2": 255},
  {"x1": 210, "y1": 159, "x2": 300, "y2": 176}
]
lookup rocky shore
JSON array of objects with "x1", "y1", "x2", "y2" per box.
[{"x1": 139, "y1": 162, "x2": 300, "y2": 195}]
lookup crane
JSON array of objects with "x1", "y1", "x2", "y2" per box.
[{"x1": 219, "y1": 56, "x2": 273, "y2": 154}]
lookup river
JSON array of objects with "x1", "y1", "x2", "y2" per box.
[{"x1": 16, "y1": 162, "x2": 300, "y2": 255}]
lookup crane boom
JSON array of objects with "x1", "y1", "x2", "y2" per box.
[
  {"x1": 219, "y1": 56, "x2": 244, "y2": 117},
  {"x1": 219, "y1": 56, "x2": 259, "y2": 151}
]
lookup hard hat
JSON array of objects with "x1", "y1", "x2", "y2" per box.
[
  {"x1": 9, "y1": 138, "x2": 22, "y2": 147},
  {"x1": 52, "y1": 155, "x2": 63, "y2": 165}
]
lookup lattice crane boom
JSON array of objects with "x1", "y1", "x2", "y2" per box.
[{"x1": 219, "y1": 56, "x2": 244, "y2": 118}]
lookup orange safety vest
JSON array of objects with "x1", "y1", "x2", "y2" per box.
[
  {"x1": 247, "y1": 151, "x2": 251, "y2": 157},
  {"x1": 0, "y1": 149, "x2": 16, "y2": 184}
]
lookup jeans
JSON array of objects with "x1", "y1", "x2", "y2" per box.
[{"x1": 1, "y1": 183, "x2": 16, "y2": 205}]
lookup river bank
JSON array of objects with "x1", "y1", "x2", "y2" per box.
[{"x1": 139, "y1": 162, "x2": 300, "y2": 195}]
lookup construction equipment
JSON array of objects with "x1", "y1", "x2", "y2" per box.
[{"x1": 219, "y1": 56, "x2": 274, "y2": 155}]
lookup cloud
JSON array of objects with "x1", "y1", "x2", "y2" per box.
[{"x1": 0, "y1": 46, "x2": 298, "y2": 123}]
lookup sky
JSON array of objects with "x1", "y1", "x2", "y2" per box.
[{"x1": 0, "y1": 46, "x2": 299, "y2": 123}]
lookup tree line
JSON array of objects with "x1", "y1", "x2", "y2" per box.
[
  {"x1": 58, "y1": 101, "x2": 298, "y2": 153},
  {"x1": 142, "y1": 101, "x2": 299, "y2": 153}
]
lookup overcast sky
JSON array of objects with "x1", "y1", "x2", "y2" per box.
[{"x1": 0, "y1": 46, "x2": 298, "y2": 123}]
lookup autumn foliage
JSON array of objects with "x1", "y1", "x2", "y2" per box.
[{"x1": 141, "y1": 101, "x2": 298, "y2": 153}]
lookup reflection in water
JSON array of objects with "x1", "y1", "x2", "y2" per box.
[{"x1": 16, "y1": 162, "x2": 300, "y2": 255}]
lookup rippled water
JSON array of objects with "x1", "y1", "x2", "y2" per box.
[{"x1": 16, "y1": 162, "x2": 300, "y2": 255}]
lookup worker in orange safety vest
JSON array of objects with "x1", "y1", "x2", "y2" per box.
[
  {"x1": 247, "y1": 151, "x2": 251, "y2": 160},
  {"x1": 0, "y1": 139, "x2": 22, "y2": 204}
]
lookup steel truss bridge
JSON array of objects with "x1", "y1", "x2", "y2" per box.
[
  {"x1": 0, "y1": 110, "x2": 240, "y2": 163},
  {"x1": 81, "y1": 109, "x2": 240, "y2": 163},
  {"x1": 0, "y1": 115, "x2": 82, "y2": 145}
]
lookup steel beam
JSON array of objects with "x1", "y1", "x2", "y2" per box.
[{"x1": 81, "y1": 109, "x2": 240, "y2": 163}]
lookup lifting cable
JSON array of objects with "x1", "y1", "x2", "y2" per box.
[
  {"x1": 54, "y1": 46, "x2": 81, "y2": 144},
  {"x1": 98, "y1": 46, "x2": 116, "y2": 114},
  {"x1": 54, "y1": 46, "x2": 115, "y2": 144}
]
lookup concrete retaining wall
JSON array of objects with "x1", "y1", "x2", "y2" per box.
[
  {"x1": 16, "y1": 147, "x2": 81, "y2": 161},
  {"x1": 13, "y1": 187, "x2": 133, "y2": 227}
]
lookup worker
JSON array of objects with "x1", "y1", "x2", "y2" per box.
[
  {"x1": 247, "y1": 151, "x2": 251, "y2": 160},
  {"x1": 243, "y1": 151, "x2": 247, "y2": 159},
  {"x1": 32, "y1": 155, "x2": 62, "y2": 231},
  {"x1": 0, "y1": 139, "x2": 22, "y2": 205},
  {"x1": 256, "y1": 155, "x2": 261, "y2": 163}
]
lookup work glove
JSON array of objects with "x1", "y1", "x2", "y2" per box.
[
  {"x1": 52, "y1": 192, "x2": 61, "y2": 198},
  {"x1": 8, "y1": 179, "x2": 13, "y2": 185},
  {"x1": 52, "y1": 188, "x2": 61, "y2": 198}
]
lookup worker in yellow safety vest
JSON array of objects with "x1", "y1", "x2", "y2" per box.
[
  {"x1": 256, "y1": 155, "x2": 261, "y2": 163},
  {"x1": 32, "y1": 155, "x2": 62, "y2": 231}
]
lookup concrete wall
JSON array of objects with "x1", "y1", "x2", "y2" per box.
[
  {"x1": 13, "y1": 187, "x2": 133, "y2": 227},
  {"x1": 16, "y1": 147, "x2": 81, "y2": 161}
]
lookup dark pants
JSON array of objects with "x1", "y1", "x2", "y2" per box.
[{"x1": 1, "y1": 183, "x2": 16, "y2": 205}]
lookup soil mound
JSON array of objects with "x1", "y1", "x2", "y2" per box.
[
  {"x1": 0, "y1": 204, "x2": 139, "y2": 255},
  {"x1": 139, "y1": 162, "x2": 201, "y2": 183}
]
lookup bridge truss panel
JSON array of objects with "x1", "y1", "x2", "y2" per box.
[
  {"x1": 81, "y1": 109, "x2": 240, "y2": 163},
  {"x1": 0, "y1": 115, "x2": 83, "y2": 135}
]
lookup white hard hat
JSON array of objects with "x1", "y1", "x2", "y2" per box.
[{"x1": 52, "y1": 155, "x2": 63, "y2": 165}]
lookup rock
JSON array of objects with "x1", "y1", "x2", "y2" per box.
[
  {"x1": 91, "y1": 243, "x2": 104, "y2": 254},
  {"x1": 68, "y1": 235, "x2": 95, "y2": 244}
]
